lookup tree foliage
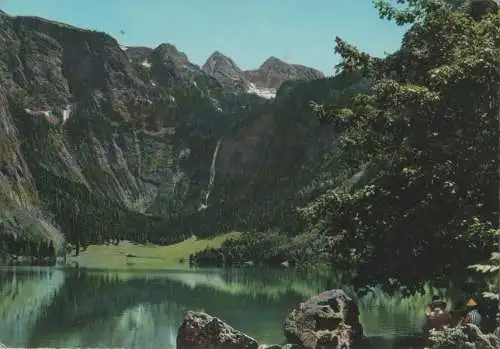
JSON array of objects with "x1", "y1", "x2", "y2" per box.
[
  {"x1": 468, "y1": 229, "x2": 500, "y2": 300},
  {"x1": 303, "y1": 0, "x2": 499, "y2": 287}
]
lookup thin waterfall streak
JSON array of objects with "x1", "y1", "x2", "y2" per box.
[{"x1": 199, "y1": 139, "x2": 223, "y2": 210}]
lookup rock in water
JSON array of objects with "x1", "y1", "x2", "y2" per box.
[
  {"x1": 283, "y1": 289, "x2": 363, "y2": 349},
  {"x1": 177, "y1": 311, "x2": 259, "y2": 349}
]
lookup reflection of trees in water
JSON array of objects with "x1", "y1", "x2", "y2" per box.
[
  {"x1": 27, "y1": 270, "x2": 312, "y2": 347},
  {"x1": 0, "y1": 268, "x2": 64, "y2": 347},
  {"x1": 216, "y1": 267, "x2": 335, "y2": 300},
  {"x1": 36, "y1": 303, "x2": 181, "y2": 348},
  {"x1": 0, "y1": 267, "x2": 455, "y2": 349}
]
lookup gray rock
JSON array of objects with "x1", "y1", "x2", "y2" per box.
[
  {"x1": 0, "y1": 9, "x2": 359, "y2": 253},
  {"x1": 176, "y1": 311, "x2": 259, "y2": 349},
  {"x1": 284, "y1": 289, "x2": 363, "y2": 349},
  {"x1": 202, "y1": 51, "x2": 250, "y2": 93},
  {"x1": 202, "y1": 52, "x2": 325, "y2": 95},
  {"x1": 244, "y1": 57, "x2": 324, "y2": 90},
  {"x1": 462, "y1": 324, "x2": 500, "y2": 349},
  {"x1": 429, "y1": 324, "x2": 500, "y2": 349}
]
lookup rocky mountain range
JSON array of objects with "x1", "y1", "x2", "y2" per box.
[
  {"x1": 202, "y1": 51, "x2": 325, "y2": 98},
  {"x1": 0, "y1": 9, "x2": 367, "y2": 248},
  {"x1": 123, "y1": 45, "x2": 325, "y2": 99}
]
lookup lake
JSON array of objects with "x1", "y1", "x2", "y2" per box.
[{"x1": 0, "y1": 266, "x2": 433, "y2": 348}]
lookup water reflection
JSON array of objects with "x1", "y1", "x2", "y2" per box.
[
  {"x1": 0, "y1": 267, "x2": 435, "y2": 348},
  {"x1": 0, "y1": 267, "x2": 65, "y2": 347}
]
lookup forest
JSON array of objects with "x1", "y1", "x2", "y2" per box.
[
  {"x1": 190, "y1": 0, "x2": 499, "y2": 292},
  {"x1": 0, "y1": 0, "x2": 497, "y2": 300}
]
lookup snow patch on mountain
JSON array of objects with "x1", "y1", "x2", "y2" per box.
[{"x1": 246, "y1": 83, "x2": 276, "y2": 99}]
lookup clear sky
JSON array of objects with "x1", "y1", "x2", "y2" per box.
[{"x1": 1, "y1": 0, "x2": 407, "y2": 76}]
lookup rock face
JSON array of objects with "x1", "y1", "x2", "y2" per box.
[
  {"x1": 283, "y1": 289, "x2": 364, "y2": 349},
  {"x1": 202, "y1": 51, "x2": 251, "y2": 93},
  {"x1": 429, "y1": 324, "x2": 500, "y2": 349},
  {"x1": 244, "y1": 57, "x2": 325, "y2": 90},
  {"x1": 175, "y1": 290, "x2": 367, "y2": 349},
  {"x1": 177, "y1": 311, "x2": 259, "y2": 349},
  {"x1": 202, "y1": 52, "x2": 325, "y2": 99},
  {"x1": 0, "y1": 10, "x2": 368, "y2": 246}
]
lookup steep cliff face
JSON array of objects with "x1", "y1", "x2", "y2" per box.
[
  {"x1": 0, "y1": 11, "x2": 365, "y2": 245},
  {"x1": 0, "y1": 12, "x2": 225, "y2": 242},
  {"x1": 0, "y1": 84, "x2": 62, "y2": 243}
]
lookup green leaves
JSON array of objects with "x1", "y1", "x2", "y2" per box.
[
  {"x1": 468, "y1": 263, "x2": 500, "y2": 274},
  {"x1": 481, "y1": 292, "x2": 499, "y2": 300},
  {"x1": 468, "y1": 245, "x2": 499, "y2": 300},
  {"x1": 373, "y1": 0, "x2": 426, "y2": 25},
  {"x1": 334, "y1": 37, "x2": 381, "y2": 76},
  {"x1": 306, "y1": 0, "x2": 499, "y2": 287}
]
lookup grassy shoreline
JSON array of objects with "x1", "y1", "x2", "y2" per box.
[{"x1": 66, "y1": 232, "x2": 240, "y2": 270}]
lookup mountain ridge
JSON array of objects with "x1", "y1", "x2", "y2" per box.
[
  {"x1": 0, "y1": 10, "x2": 366, "y2": 255},
  {"x1": 201, "y1": 50, "x2": 325, "y2": 98}
]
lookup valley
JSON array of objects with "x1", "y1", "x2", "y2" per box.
[
  {"x1": 0, "y1": 9, "x2": 356, "y2": 258},
  {"x1": 66, "y1": 233, "x2": 240, "y2": 269},
  {"x1": 0, "y1": 2, "x2": 498, "y2": 347}
]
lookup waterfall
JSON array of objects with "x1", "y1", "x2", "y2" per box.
[{"x1": 199, "y1": 139, "x2": 223, "y2": 211}]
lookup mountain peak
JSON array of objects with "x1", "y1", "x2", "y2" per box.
[
  {"x1": 244, "y1": 57, "x2": 325, "y2": 90},
  {"x1": 201, "y1": 51, "x2": 248, "y2": 92},
  {"x1": 201, "y1": 52, "x2": 324, "y2": 96},
  {"x1": 155, "y1": 43, "x2": 185, "y2": 57},
  {"x1": 203, "y1": 51, "x2": 241, "y2": 72},
  {"x1": 260, "y1": 56, "x2": 286, "y2": 69},
  {"x1": 207, "y1": 50, "x2": 230, "y2": 59},
  {"x1": 153, "y1": 43, "x2": 190, "y2": 66}
]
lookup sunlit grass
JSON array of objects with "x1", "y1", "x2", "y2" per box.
[
  {"x1": 65, "y1": 234, "x2": 459, "y2": 340},
  {"x1": 68, "y1": 232, "x2": 241, "y2": 270}
]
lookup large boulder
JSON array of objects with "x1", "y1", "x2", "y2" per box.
[
  {"x1": 429, "y1": 324, "x2": 500, "y2": 349},
  {"x1": 176, "y1": 311, "x2": 259, "y2": 349},
  {"x1": 283, "y1": 289, "x2": 363, "y2": 349}
]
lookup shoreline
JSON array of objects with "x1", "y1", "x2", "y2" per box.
[{"x1": 1, "y1": 232, "x2": 241, "y2": 270}]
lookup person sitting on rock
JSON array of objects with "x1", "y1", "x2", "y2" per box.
[
  {"x1": 422, "y1": 295, "x2": 452, "y2": 332},
  {"x1": 461, "y1": 298, "x2": 482, "y2": 327}
]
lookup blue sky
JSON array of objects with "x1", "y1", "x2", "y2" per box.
[{"x1": 1, "y1": 0, "x2": 407, "y2": 75}]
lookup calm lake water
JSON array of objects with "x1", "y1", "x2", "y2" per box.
[{"x1": 0, "y1": 266, "x2": 432, "y2": 349}]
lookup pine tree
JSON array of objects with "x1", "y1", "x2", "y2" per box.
[{"x1": 48, "y1": 241, "x2": 55, "y2": 259}]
